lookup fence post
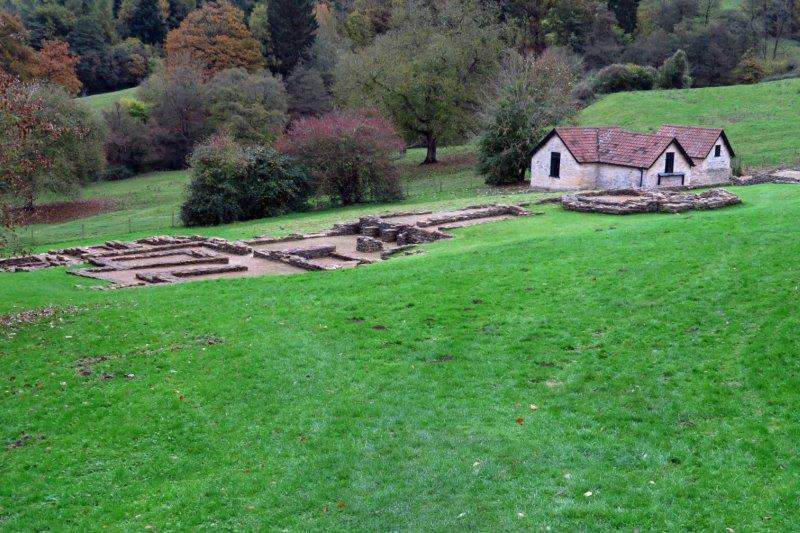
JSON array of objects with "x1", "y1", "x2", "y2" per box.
[
  {"x1": 171, "y1": 209, "x2": 175, "y2": 227},
  {"x1": 81, "y1": 224, "x2": 85, "y2": 239},
  {"x1": 127, "y1": 217, "x2": 131, "y2": 234}
]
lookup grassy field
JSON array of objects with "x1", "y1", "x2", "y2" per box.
[
  {"x1": 579, "y1": 78, "x2": 800, "y2": 167},
  {"x1": 76, "y1": 87, "x2": 138, "y2": 113},
  {"x1": 13, "y1": 146, "x2": 513, "y2": 250},
  {"x1": 2, "y1": 183, "x2": 800, "y2": 529}
]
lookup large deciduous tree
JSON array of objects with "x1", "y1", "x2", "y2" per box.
[
  {"x1": 0, "y1": 73, "x2": 104, "y2": 216},
  {"x1": 267, "y1": 0, "x2": 317, "y2": 75},
  {"x1": 165, "y1": 0, "x2": 264, "y2": 75},
  {"x1": 334, "y1": 0, "x2": 502, "y2": 164},
  {"x1": 477, "y1": 48, "x2": 580, "y2": 185},
  {"x1": 33, "y1": 40, "x2": 82, "y2": 96}
]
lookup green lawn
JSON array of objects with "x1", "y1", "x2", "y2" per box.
[
  {"x1": 2, "y1": 183, "x2": 800, "y2": 529},
  {"x1": 579, "y1": 78, "x2": 800, "y2": 168},
  {"x1": 14, "y1": 146, "x2": 510, "y2": 251},
  {"x1": 76, "y1": 87, "x2": 139, "y2": 113}
]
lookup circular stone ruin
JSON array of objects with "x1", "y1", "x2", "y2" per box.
[{"x1": 561, "y1": 188, "x2": 741, "y2": 215}]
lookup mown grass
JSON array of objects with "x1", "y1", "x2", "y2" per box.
[
  {"x1": 2, "y1": 184, "x2": 800, "y2": 529},
  {"x1": 12, "y1": 146, "x2": 509, "y2": 251},
  {"x1": 579, "y1": 78, "x2": 800, "y2": 167},
  {"x1": 76, "y1": 87, "x2": 138, "y2": 113}
]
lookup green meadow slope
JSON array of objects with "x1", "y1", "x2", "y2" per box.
[
  {"x1": 76, "y1": 87, "x2": 138, "y2": 113},
  {"x1": 579, "y1": 78, "x2": 800, "y2": 167},
  {"x1": 2, "y1": 184, "x2": 800, "y2": 529}
]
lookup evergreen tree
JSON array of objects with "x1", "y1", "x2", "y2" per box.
[
  {"x1": 267, "y1": 0, "x2": 317, "y2": 75},
  {"x1": 607, "y1": 0, "x2": 639, "y2": 33},
  {"x1": 128, "y1": 0, "x2": 167, "y2": 45}
]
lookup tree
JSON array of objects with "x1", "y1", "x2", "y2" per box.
[
  {"x1": 139, "y1": 60, "x2": 213, "y2": 168},
  {"x1": 477, "y1": 49, "x2": 580, "y2": 185},
  {"x1": 278, "y1": 109, "x2": 404, "y2": 204},
  {"x1": 207, "y1": 68, "x2": 289, "y2": 144},
  {"x1": 24, "y1": 4, "x2": 76, "y2": 49},
  {"x1": 334, "y1": 1, "x2": 502, "y2": 164},
  {"x1": 267, "y1": 0, "x2": 317, "y2": 75},
  {"x1": 33, "y1": 40, "x2": 82, "y2": 95},
  {"x1": 655, "y1": 48, "x2": 691, "y2": 88},
  {"x1": 285, "y1": 64, "x2": 332, "y2": 119},
  {"x1": 0, "y1": 11, "x2": 37, "y2": 78},
  {"x1": 68, "y1": 15, "x2": 111, "y2": 93},
  {"x1": 0, "y1": 74, "x2": 104, "y2": 213},
  {"x1": 606, "y1": 0, "x2": 639, "y2": 33},
  {"x1": 127, "y1": 0, "x2": 168, "y2": 45},
  {"x1": 248, "y1": 1, "x2": 271, "y2": 58},
  {"x1": 165, "y1": 0, "x2": 264, "y2": 75},
  {"x1": 103, "y1": 100, "x2": 152, "y2": 172},
  {"x1": 542, "y1": 0, "x2": 603, "y2": 54}
]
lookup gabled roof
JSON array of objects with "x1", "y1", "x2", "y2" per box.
[
  {"x1": 533, "y1": 127, "x2": 695, "y2": 169},
  {"x1": 656, "y1": 125, "x2": 735, "y2": 158}
]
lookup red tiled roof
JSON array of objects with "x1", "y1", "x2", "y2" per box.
[
  {"x1": 656, "y1": 125, "x2": 726, "y2": 159},
  {"x1": 553, "y1": 127, "x2": 684, "y2": 169}
]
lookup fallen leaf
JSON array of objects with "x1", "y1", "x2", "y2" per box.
[
  {"x1": 516, "y1": 418, "x2": 524, "y2": 425},
  {"x1": 337, "y1": 501, "x2": 346, "y2": 510},
  {"x1": 584, "y1": 491, "x2": 593, "y2": 497},
  {"x1": 530, "y1": 404, "x2": 538, "y2": 411}
]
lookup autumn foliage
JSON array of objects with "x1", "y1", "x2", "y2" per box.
[
  {"x1": 33, "y1": 40, "x2": 82, "y2": 95},
  {"x1": 278, "y1": 110, "x2": 404, "y2": 205},
  {"x1": 164, "y1": 0, "x2": 264, "y2": 75}
]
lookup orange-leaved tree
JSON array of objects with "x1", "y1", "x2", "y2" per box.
[
  {"x1": 33, "y1": 40, "x2": 82, "y2": 96},
  {"x1": 164, "y1": 0, "x2": 264, "y2": 76}
]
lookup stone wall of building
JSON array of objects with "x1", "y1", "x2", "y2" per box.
[{"x1": 530, "y1": 135, "x2": 598, "y2": 190}]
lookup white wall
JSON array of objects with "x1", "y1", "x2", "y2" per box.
[
  {"x1": 596, "y1": 165, "x2": 643, "y2": 189},
  {"x1": 530, "y1": 135, "x2": 597, "y2": 190},
  {"x1": 643, "y1": 141, "x2": 694, "y2": 188},
  {"x1": 691, "y1": 135, "x2": 732, "y2": 186}
]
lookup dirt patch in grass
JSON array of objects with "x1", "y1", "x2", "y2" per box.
[
  {"x1": 10, "y1": 199, "x2": 117, "y2": 226},
  {"x1": 0, "y1": 306, "x2": 82, "y2": 332}
]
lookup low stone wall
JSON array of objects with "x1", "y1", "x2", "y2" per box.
[
  {"x1": 252, "y1": 250, "x2": 332, "y2": 271},
  {"x1": 562, "y1": 188, "x2": 741, "y2": 215}
]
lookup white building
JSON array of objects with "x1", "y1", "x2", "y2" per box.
[{"x1": 530, "y1": 125, "x2": 734, "y2": 190}]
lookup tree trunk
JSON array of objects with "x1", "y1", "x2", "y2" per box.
[{"x1": 422, "y1": 134, "x2": 438, "y2": 165}]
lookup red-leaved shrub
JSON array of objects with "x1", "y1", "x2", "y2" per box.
[{"x1": 278, "y1": 110, "x2": 404, "y2": 205}]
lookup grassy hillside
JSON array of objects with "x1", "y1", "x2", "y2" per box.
[
  {"x1": 76, "y1": 87, "x2": 138, "y2": 113},
  {"x1": 14, "y1": 146, "x2": 503, "y2": 250},
  {"x1": 579, "y1": 78, "x2": 800, "y2": 167},
  {"x1": 2, "y1": 184, "x2": 800, "y2": 529}
]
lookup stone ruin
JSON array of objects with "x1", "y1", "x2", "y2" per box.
[
  {"x1": 731, "y1": 168, "x2": 800, "y2": 186},
  {"x1": 561, "y1": 188, "x2": 741, "y2": 215},
  {"x1": 0, "y1": 204, "x2": 532, "y2": 287}
]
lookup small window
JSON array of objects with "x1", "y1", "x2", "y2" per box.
[
  {"x1": 714, "y1": 144, "x2": 721, "y2": 157},
  {"x1": 665, "y1": 152, "x2": 675, "y2": 174},
  {"x1": 549, "y1": 152, "x2": 561, "y2": 178}
]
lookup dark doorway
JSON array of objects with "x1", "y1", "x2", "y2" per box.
[
  {"x1": 665, "y1": 152, "x2": 675, "y2": 174},
  {"x1": 549, "y1": 152, "x2": 561, "y2": 178}
]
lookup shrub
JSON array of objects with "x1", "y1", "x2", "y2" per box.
[
  {"x1": 655, "y1": 49, "x2": 692, "y2": 89},
  {"x1": 733, "y1": 55, "x2": 766, "y2": 84},
  {"x1": 592, "y1": 63, "x2": 656, "y2": 94},
  {"x1": 180, "y1": 135, "x2": 313, "y2": 226},
  {"x1": 278, "y1": 110, "x2": 404, "y2": 205}
]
